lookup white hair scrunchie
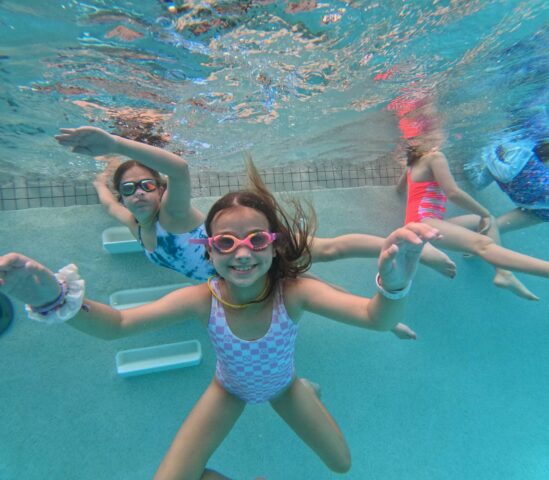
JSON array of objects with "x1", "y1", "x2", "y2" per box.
[{"x1": 25, "y1": 264, "x2": 85, "y2": 325}]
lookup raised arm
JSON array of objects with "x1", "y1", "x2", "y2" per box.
[
  {"x1": 395, "y1": 169, "x2": 408, "y2": 195},
  {"x1": 0, "y1": 253, "x2": 209, "y2": 340},
  {"x1": 55, "y1": 126, "x2": 197, "y2": 222},
  {"x1": 67, "y1": 285, "x2": 209, "y2": 339},
  {"x1": 288, "y1": 223, "x2": 440, "y2": 331},
  {"x1": 92, "y1": 157, "x2": 136, "y2": 227}
]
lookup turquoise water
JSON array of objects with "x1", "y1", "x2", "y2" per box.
[
  {"x1": 1, "y1": 0, "x2": 547, "y2": 177},
  {"x1": 1, "y1": 1, "x2": 549, "y2": 479}
]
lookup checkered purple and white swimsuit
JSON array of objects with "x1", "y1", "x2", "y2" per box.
[{"x1": 207, "y1": 278, "x2": 298, "y2": 404}]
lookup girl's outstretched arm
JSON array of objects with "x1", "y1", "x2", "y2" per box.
[
  {"x1": 0, "y1": 253, "x2": 209, "y2": 340},
  {"x1": 309, "y1": 233, "x2": 456, "y2": 279},
  {"x1": 55, "y1": 126, "x2": 187, "y2": 178},
  {"x1": 288, "y1": 223, "x2": 440, "y2": 331}
]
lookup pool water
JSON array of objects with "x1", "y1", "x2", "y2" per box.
[
  {"x1": 1, "y1": 1, "x2": 548, "y2": 479},
  {"x1": 1, "y1": 0, "x2": 547, "y2": 177}
]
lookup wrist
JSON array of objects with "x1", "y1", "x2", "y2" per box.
[
  {"x1": 375, "y1": 273, "x2": 411, "y2": 300},
  {"x1": 31, "y1": 281, "x2": 65, "y2": 313}
]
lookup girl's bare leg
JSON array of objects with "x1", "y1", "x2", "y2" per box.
[
  {"x1": 443, "y1": 215, "x2": 539, "y2": 300},
  {"x1": 446, "y1": 214, "x2": 483, "y2": 230},
  {"x1": 154, "y1": 379, "x2": 246, "y2": 480},
  {"x1": 270, "y1": 378, "x2": 351, "y2": 473},
  {"x1": 310, "y1": 234, "x2": 456, "y2": 278},
  {"x1": 447, "y1": 210, "x2": 544, "y2": 234},
  {"x1": 420, "y1": 242, "x2": 456, "y2": 278},
  {"x1": 496, "y1": 208, "x2": 544, "y2": 234},
  {"x1": 423, "y1": 218, "x2": 549, "y2": 289},
  {"x1": 309, "y1": 235, "x2": 383, "y2": 261}
]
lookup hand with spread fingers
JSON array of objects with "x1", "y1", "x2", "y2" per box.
[
  {"x1": 378, "y1": 223, "x2": 441, "y2": 291},
  {"x1": 0, "y1": 253, "x2": 61, "y2": 309},
  {"x1": 478, "y1": 215, "x2": 493, "y2": 234},
  {"x1": 55, "y1": 126, "x2": 119, "y2": 157}
]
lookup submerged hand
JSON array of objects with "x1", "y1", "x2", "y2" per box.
[
  {"x1": 378, "y1": 223, "x2": 441, "y2": 291},
  {"x1": 478, "y1": 215, "x2": 493, "y2": 234},
  {"x1": 0, "y1": 253, "x2": 61, "y2": 308},
  {"x1": 55, "y1": 126, "x2": 118, "y2": 157}
]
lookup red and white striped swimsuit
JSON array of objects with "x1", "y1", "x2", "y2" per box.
[
  {"x1": 405, "y1": 170, "x2": 447, "y2": 224},
  {"x1": 207, "y1": 278, "x2": 298, "y2": 404}
]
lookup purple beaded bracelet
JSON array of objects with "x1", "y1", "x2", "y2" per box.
[{"x1": 31, "y1": 281, "x2": 67, "y2": 316}]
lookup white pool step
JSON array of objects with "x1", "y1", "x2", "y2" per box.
[
  {"x1": 102, "y1": 226, "x2": 141, "y2": 254},
  {"x1": 115, "y1": 340, "x2": 202, "y2": 377},
  {"x1": 109, "y1": 283, "x2": 202, "y2": 376}
]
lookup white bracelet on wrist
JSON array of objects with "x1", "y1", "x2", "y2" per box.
[
  {"x1": 25, "y1": 264, "x2": 85, "y2": 325},
  {"x1": 375, "y1": 273, "x2": 411, "y2": 300}
]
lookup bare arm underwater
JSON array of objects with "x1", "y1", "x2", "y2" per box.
[
  {"x1": 0, "y1": 224, "x2": 439, "y2": 337},
  {"x1": 55, "y1": 126, "x2": 203, "y2": 226}
]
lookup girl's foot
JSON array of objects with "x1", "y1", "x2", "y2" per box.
[
  {"x1": 493, "y1": 270, "x2": 539, "y2": 301},
  {"x1": 391, "y1": 323, "x2": 417, "y2": 340},
  {"x1": 420, "y1": 244, "x2": 457, "y2": 278}
]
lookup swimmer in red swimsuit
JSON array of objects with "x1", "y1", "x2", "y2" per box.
[{"x1": 398, "y1": 140, "x2": 549, "y2": 300}]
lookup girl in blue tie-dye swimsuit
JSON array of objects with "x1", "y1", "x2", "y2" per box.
[{"x1": 56, "y1": 125, "x2": 216, "y2": 282}]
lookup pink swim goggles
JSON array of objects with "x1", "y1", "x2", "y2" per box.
[{"x1": 190, "y1": 231, "x2": 278, "y2": 254}]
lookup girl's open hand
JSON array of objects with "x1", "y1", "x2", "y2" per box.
[
  {"x1": 55, "y1": 126, "x2": 118, "y2": 157},
  {"x1": 378, "y1": 223, "x2": 441, "y2": 291},
  {"x1": 478, "y1": 215, "x2": 493, "y2": 234},
  {"x1": 0, "y1": 253, "x2": 61, "y2": 308}
]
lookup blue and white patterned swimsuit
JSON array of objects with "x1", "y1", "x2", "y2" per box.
[
  {"x1": 495, "y1": 155, "x2": 549, "y2": 221},
  {"x1": 138, "y1": 222, "x2": 216, "y2": 281}
]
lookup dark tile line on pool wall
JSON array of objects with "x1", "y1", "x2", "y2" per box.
[{"x1": 0, "y1": 161, "x2": 464, "y2": 211}]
